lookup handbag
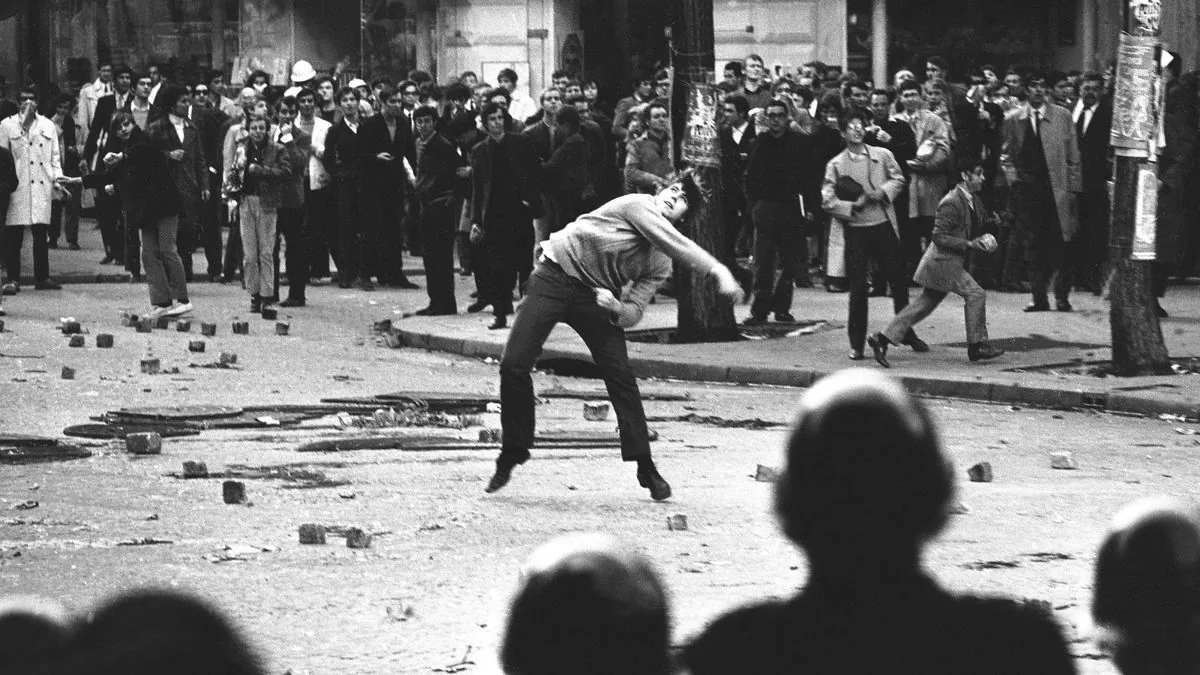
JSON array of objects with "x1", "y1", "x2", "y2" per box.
[{"x1": 834, "y1": 175, "x2": 864, "y2": 202}]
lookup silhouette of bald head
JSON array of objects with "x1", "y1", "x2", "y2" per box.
[
  {"x1": 502, "y1": 533, "x2": 671, "y2": 675},
  {"x1": 0, "y1": 596, "x2": 72, "y2": 673},
  {"x1": 1092, "y1": 498, "x2": 1200, "y2": 673},
  {"x1": 775, "y1": 370, "x2": 953, "y2": 561}
]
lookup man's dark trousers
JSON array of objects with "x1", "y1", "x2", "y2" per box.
[
  {"x1": 95, "y1": 190, "x2": 124, "y2": 264},
  {"x1": 277, "y1": 205, "x2": 307, "y2": 301},
  {"x1": 484, "y1": 210, "x2": 531, "y2": 319},
  {"x1": 1014, "y1": 182, "x2": 1069, "y2": 304},
  {"x1": 845, "y1": 222, "x2": 910, "y2": 352},
  {"x1": 200, "y1": 178, "x2": 223, "y2": 278},
  {"x1": 499, "y1": 260, "x2": 652, "y2": 463},
  {"x1": 749, "y1": 199, "x2": 801, "y2": 317},
  {"x1": 419, "y1": 198, "x2": 456, "y2": 311}
]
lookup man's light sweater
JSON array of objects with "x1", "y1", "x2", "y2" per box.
[{"x1": 544, "y1": 194, "x2": 723, "y2": 328}]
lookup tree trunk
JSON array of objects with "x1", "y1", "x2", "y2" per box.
[
  {"x1": 672, "y1": 0, "x2": 739, "y2": 343},
  {"x1": 1108, "y1": 0, "x2": 1171, "y2": 376}
]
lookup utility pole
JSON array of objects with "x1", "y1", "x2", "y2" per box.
[
  {"x1": 1108, "y1": 0, "x2": 1170, "y2": 376},
  {"x1": 672, "y1": 0, "x2": 738, "y2": 343}
]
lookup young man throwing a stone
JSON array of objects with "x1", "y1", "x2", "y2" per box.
[{"x1": 477, "y1": 175, "x2": 744, "y2": 500}]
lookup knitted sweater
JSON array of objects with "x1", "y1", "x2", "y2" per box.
[{"x1": 544, "y1": 194, "x2": 723, "y2": 328}]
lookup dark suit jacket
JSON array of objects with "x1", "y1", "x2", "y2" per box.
[
  {"x1": 83, "y1": 127, "x2": 180, "y2": 227},
  {"x1": 719, "y1": 122, "x2": 756, "y2": 198},
  {"x1": 1076, "y1": 99, "x2": 1112, "y2": 192},
  {"x1": 414, "y1": 132, "x2": 460, "y2": 205},
  {"x1": 360, "y1": 115, "x2": 416, "y2": 200},
  {"x1": 147, "y1": 115, "x2": 207, "y2": 197},
  {"x1": 521, "y1": 119, "x2": 554, "y2": 191},
  {"x1": 323, "y1": 119, "x2": 365, "y2": 183},
  {"x1": 83, "y1": 93, "x2": 129, "y2": 168},
  {"x1": 470, "y1": 132, "x2": 539, "y2": 227},
  {"x1": 866, "y1": 119, "x2": 917, "y2": 176},
  {"x1": 0, "y1": 145, "x2": 16, "y2": 226},
  {"x1": 544, "y1": 131, "x2": 590, "y2": 194}
]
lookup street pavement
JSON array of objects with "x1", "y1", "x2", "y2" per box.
[{"x1": 18, "y1": 217, "x2": 1200, "y2": 420}]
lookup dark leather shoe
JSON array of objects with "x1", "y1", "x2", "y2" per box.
[
  {"x1": 280, "y1": 297, "x2": 306, "y2": 307},
  {"x1": 99, "y1": 255, "x2": 115, "y2": 265},
  {"x1": 848, "y1": 350, "x2": 866, "y2": 361},
  {"x1": 867, "y1": 333, "x2": 891, "y2": 368},
  {"x1": 968, "y1": 342, "x2": 1006, "y2": 362},
  {"x1": 393, "y1": 278, "x2": 420, "y2": 290},
  {"x1": 902, "y1": 333, "x2": 930, "y2": 352},
  {"x1": 466, "y1": 300, "x2": 490, "y2": 313},
  {"x1": 68, "y1": 242, "x2": 81, "y2": 251},
  {"x1": 1056, "y1": 301, "x2": 1073, "y2": 312},
  {"x1": 774, "y1": 312, "x2": 796, "y2": 323},
  {"x1": 1154, "y1": 302, "x2": 1169, "y2": 318},
  {"x1": 488, "y1": 316, "x2": 508, "y2": 330},
  {"x1": 743, "y1": 314, "x2": 768, "y2": 326},
  {"x1": 34, "y1": 279, "x2": 62, "y2": 290},
  {"x1": 1023, "y1": 302, "x2": 1051, "y2": 312},
  {"x1": 636, "y1": 465, "x2": 672, "y2": 501},
  {"x1": 485, "y1": 450, "x2": 529, "y2": 493}
]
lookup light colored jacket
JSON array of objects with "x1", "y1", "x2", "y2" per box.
[
  {"x1": 300, "y1": 115, "x2": 332, "y2": 191},
  {"x1": 913, "y1": 186, "x2": 982, "y2": 292},
  {"x1": 76, "y1": 78, "x2": 110, "y2": 133},
  {"x1": 821, "y1": 145, "x2": 906, "y2": 239},
  {"x1": 1000, "y1": 102, "x2": 1082, "y2": 240},
  {"x1": 898, "y1": 109, "x2": 950, "y2": 218},
  {"x1": 0, "y1": 114, "x2": 63, "y2": 226}
]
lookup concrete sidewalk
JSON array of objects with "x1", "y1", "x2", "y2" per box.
[{"x1": 15, "y1": 216, "x2": 1200, "y2": 419}]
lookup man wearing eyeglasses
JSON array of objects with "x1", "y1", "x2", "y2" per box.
[{"x1": 742, "y1": 99, "x2": 808, "y2": 325}]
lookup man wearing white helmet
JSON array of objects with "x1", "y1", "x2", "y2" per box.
[
  {"x1": 867, "y1": 156, "x2": 1005, "y2": 367},
  {"x1": 290, "y1": 60, "x2": 316, "y2": 88}
]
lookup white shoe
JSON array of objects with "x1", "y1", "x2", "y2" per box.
[
  {"x1": 145, "y1": 305, "x2": 170, "y2": 319},
  {"x1": 164, "y1": 301, "x2": 194, "y2": 317}
]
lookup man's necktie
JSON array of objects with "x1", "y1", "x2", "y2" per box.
[
  {"x1": 1075, "y1": 110, "x2": 1085, "y2": 141},
  {"x1": 1034, "y1": 110, "x2": 1041, "y2": 137}
]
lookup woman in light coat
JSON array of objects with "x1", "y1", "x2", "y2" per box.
[{"x1": 0, "y1": 86, "x2": 63, "y2": 292}]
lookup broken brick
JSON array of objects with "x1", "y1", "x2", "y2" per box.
[
  {"x1": 260, "y1": 307, "x2": 278, "y2": 320},
  {"x1": 182, "y1": 461, "x2": 208, "y2": 478},
  {"x1": 60, "y1": 366, "x2": 76, "y2": 380},
  {"x1": 345, "y1": 527, "x2": 372, "y2": 549},
  {"x1": 137, "y1": 317, "x2": 153, "y2": 333},
  {"x1": 667, "y1": 514, "x2": 688, "y2": 531},
  {"x1": 121, "y1": 313, "x2": 139, "y2": 327},
  {"x1": 298, "y1": 523, "x2": 326, "y2": 544},
  {"x1": 126, "y1": 432, "x2": 163, "y2": 455},
  {"x1": 275, "y1": 321, "x2": 289, "y2": 336},
  {"x1": 61, "y1": 320, "x2": 82, "y2": 335},
  {"x1": 478, "y1": 428, "x2": 502, "y2": 443},
  {"x1": 155, "y1": 315, "x2": 171, "y2": 329},
  {"x1": 222, "y1": 480, "x2": 247, "y2": 504},
  {"x1": 200, "y1": 322, "x2": 217, "y2": 337},
  {"x1": 140, "y1": 358, "x2": 160, "y2": 374},
  {"x1": 219, "y1": 352, "x2": 237, "y2": 366},
  {"x1": 755, "y1": 465, "x2": 780, "y2": 483},
  {"x1": 583, "y1": 402, "x2": 610, "y2": 421},
  {"x1": 188, "y1": 340, "x2": 206, "y2": 353},
  {"x1": 1050, "y1": 452, "x2": 1078, "y2": 470},
  {"x1": 968, "y1": 462, "x2": 994, "y2": 483},
  {"x1": 68, "y1": 335, "x2": 85, "y2": 347},
  {"x1": 232, "y1": 321, "x2": 249, "y2": 335},
  {"x1": 96, "y1": 334, "x2": 114, "y2": 348},
  {"x1": 176, "y1": 320, "x2": 192, "y2": 332}
]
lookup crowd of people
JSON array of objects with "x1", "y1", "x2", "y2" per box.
[
  {"x1": 0, "y1": 53, "x2": 1198, "y2": 348},
  {"x1": 3, "y1": 370, "x2": 1199, "y2": 675}
]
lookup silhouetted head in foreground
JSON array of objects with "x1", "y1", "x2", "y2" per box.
[
  {"x1": 1093, "y1": 498, "x2": 1200, "y2": 675},
  {"x1": 775, "y1": 369, "x2": 953, "y2": 578},
  {"x1": 67, "y1": 589, "x2": 265, "y2": 675},
  {"x1": 502, "y1": 533, "x2": 671, "y2": 675},
  {"x1": 0, "y1": 595, "x2": 73, "y2": 674}
]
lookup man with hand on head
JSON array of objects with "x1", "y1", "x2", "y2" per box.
[{"x1": 479, "y1": 173, "x2": 745, "y2": 501}]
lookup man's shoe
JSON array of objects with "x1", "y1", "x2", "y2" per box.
[
  {"x1": 250, "y1": 296, "x2": 262, "y2": 313},
  {"x1": 357, "y1": 278, "x2": 376, "y2": 291},
  {"x1": 636, "y1": 465, "x2": 672, "y2": 501},
  {"x1": 34, "y1": 279, "x2": 62, "y2": 290},
  {"x1": 145, "y1": 305, "x2": 171, "y2": 319},
  {"x1": 485, "y1": 450, "x2": 529, "y2": 494},
  {"x1": 99, "y1": 255, "x2": 114, "y2": 265},
  {"x1": 2, "y1": 283, "x2": 18, "y2": 295},
  {"x1": 280, "y1": 297, "x2": 306, "y2": 308},
  {"x1": 466, "y1": 300, "x2": 490, "y2": 314},
  {"x1": 774, "y1": 312, "x2": 797, "y2": 323},
  {"x1": 867, "y1": 333, "x2": 891, "y2": 368},
  {"x1": 848, "y1": 350, "x2": 866, "y2": 361},
  {"x1": 968, "y1": 342, "x2": 1006, "y2": 362},
  {"x1": 393, "y1": 278, "x2": 420, "y2": 290},
  {"x1": 1154, "y1": 301, "x2": 1169, "y2": 318},
  {"x1": 488, "y1": 316, "x2": 508, "y2": 330},
  {"x1": 68, "y1": 242, "x2": 81, "y2": 251},
  {"x1": 742, "y1": 314, "x2": 768, "y2": 327},
  {"x1": 902, "y1": 333, "x2": 930, "y2": 352},
  {"x1": 1056, "y1": 301, "x2": 1073, "y2": 312},
  {"x1": 164, "y1": 301, "x2": 193, "y2": 317},
  {"x1": 1023, "y1": 301, "x2": 1051, "y2": 312}
]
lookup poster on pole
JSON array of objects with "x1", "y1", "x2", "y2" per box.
[
  {"x1": 1132, "y1": 166, "x2": 1158, "y2": 260},
  {"x1": 1109, "y1": 33, "x2": 1159, "y2": 157},
  {"x1": 681, "y1": 81, "x2": 721, "y2": 169}
]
